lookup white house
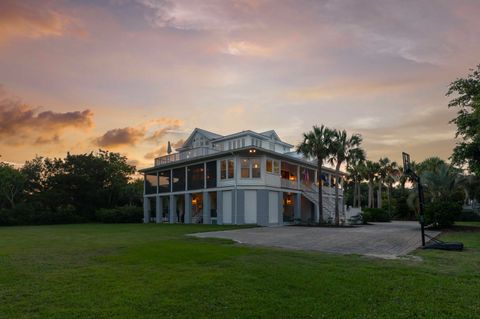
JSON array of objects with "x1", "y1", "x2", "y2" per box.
[{"x1": 140, "y1": 128, "x2": 346, "y2": 226}]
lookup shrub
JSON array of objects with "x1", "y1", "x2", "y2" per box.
[
  {"x1": 425, "y1": 201, "x2": 462, "y2": 228},
  {"x1": 361, "y1": 208, "x2": 391, "y2": 223},
  {"x1": 0, "y1": 204, "x2": 87, "y2": 226},
  {"x1": 457, "y1": 210, "x2": 480, "y2": 221},
  {"x1": 96, "y1": 205, "x2": 143, "y2": 223}
]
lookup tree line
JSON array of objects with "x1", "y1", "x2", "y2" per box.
[
  {"x1": 297, "y1": 65, "x2": 480, "y2": 227},
  {"x1": 0, "y1": 150, "x2": 143, "y2": 225}
]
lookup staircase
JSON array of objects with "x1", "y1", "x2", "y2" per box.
[{"x1": 301, "y1": 184, "x2": 341, "y2": 223}]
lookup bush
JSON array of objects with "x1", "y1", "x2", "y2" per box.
[
  {"x1": 96, "y1": 205, "x2": 143, "y2": 223},
  {"x1": 0, "y1": 204, "x2": 86, "y2": 226},
  {"x1": 425, "y1": 201, "x2": 462, "y2": 228},
  {"x1": 361, "y1": 208, "x2": 391, "y2": 223},
  {"x1": 457, "y1": 210, "x2": 480, "y2": 221}
]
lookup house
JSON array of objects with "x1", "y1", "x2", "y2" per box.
[{"x1": 139, "y1": 128, "x2": 346, "y2": 225}]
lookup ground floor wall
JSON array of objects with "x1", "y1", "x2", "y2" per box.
[{"x1": 143, "y1": 188, "x2": 343, "y2": 226}]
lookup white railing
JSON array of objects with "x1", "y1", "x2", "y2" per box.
[{"x1": 154, "y1": 147, "x2": 220, "y2": 166}]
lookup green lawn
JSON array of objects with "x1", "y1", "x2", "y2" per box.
[{"x1": 0, "y1": 223, "x2": 479, "y2": 319}]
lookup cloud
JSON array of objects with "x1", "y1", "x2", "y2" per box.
[
  {"x1": 221, "y1": 41, "x2": 271, "y2": 57},
  {"x1": 143, "y1": 138, "x2": 185, "y2": 160},
  {"x1": 94, "y1": 127, "x2": 145, "y2": 148},
  {"x1": 136, "y1": 0, "x2": 260, "y2": 31},
  {"x1": 0, "y1": 0, "x2": 85, "y2": 43},
  {"x1": 0, "y1": 93, "x2": 93, "y2": 145},
  {"x1": 95, "y1": 117, "x2": 184, "y2": 148}
]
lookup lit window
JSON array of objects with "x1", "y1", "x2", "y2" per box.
[
  {"x1": 266, "y1": 159, "x2": 273, "y2": 173},
  {"x1": 220, "y1": 160, "x2": 227, "y2": 179},
  {"x1": 228, "y1": 159, "x2": 234, "y2": 179},
  {"x1": 252, "y1": 159, "x2": 261, "y2": 178},
  {"x1": 273, "y1": 160, "x2": 280, "y2": 174},
  {"x1": 241, "y1": 159, "x2": 250, "y2": 178}
]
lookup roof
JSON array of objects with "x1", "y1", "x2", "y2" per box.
[{"x1": 177, "y1": 128, "x2": 222, "y2": 151}]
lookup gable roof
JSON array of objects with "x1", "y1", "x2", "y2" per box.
[
  {"x1": 177, "y1": 128, "x2": 222, "y2": 150},
  {"x1": 260, "y1": 130, "x2": 280, "y2": 141}
]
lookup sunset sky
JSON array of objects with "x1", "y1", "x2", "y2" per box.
[{"x1": 1, "y1": 0, "x2": 480, "y2": 169}]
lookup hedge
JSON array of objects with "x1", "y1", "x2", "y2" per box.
[
  {"x1": 361, "y1": 208, "x2": 391, "y2": 223},
  {"x1": 95, "y1": 205, "x2": 143, "y2": 223}
]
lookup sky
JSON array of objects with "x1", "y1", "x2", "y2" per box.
[{"x1": 1, "y1": 0, "x2": 480, "y2": 169}]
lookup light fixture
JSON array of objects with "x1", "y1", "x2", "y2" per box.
[{"x1": 192, "y1": 198, "x2": 197, "y2": 205}]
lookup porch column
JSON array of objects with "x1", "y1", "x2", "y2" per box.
[
  {"x1": 143, "y1": 197, "x2": 151, "y2": 224},
  {"x1": 169, "y1": 195, "x2": 176, "y2": 223},
  {"x1": 184, "y1": 193, "x2": 192, "y2": 224},
  {"x1": 203, "y1": 191, "x2": 211, "y2": 224},
  {"x1": 294, "y1": 193, "x2": 301, "y2": 222},
  {"x1": 156, "y1": 196, "x2": 163, "y2": 224}
]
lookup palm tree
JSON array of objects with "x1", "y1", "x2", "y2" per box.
[
  {"x1": 421, "y1": 163, "x2": 459, "y2": 201},
  {"x1": 329, "y1": 129, "x2": 365, "y2": 225},
  {"x1": 347, "y1": 160, "x2": 365, "y2": 208},
  {"x1": 364, "y1": 160, "x2": 380, "y2": 208},
  {"x1": 376, "y1": 157, "x2": 394, "y2": 209},
  {"x1": 297, "y1": 125, "x2": 335, "y2": 223},
  {"x1": 384, "y1": 161, "x2": 399, "y2": 216}
]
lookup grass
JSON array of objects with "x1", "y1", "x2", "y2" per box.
[{"x1": 0, "y1": 222, "x2": 479, "y2": 319}]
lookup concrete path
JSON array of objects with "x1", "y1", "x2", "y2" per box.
[{"x1": 190, "y1": 221, "x2": 441, "y2": 259}]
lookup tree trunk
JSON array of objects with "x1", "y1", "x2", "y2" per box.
[
  {"x1": 387, "y1": 186, "x2": 391, "y2": 216},
  {"x1": 377, "y1": 181, "x2": 382, "y2": 209},
  {"x1": 334, "y1": 163, "x2": 341, "y2": 225},
  {"x1": 353, "y1": 180, "x2": 357, "y2": 209},
  {"x1": 317, "y1": 159, "x2": 324, "y2": 224},
  {"x1": 369, "y1": 181, "x2": 373, "y2": 208},
  {"x1": 357, "y1": 182, "x2": 362, "y2": 208}
]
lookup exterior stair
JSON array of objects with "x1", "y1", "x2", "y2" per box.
[{"x1": 301, "y1": 184, "x2": 342, "y2": 223}]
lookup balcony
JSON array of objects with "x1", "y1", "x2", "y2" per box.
[{"x1": 154, "y1": 147, "x2": 220, "y2": 166}]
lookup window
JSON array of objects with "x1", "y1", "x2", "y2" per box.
[
  {"x1": 206, "y1": 161, "x2": 217, "y2": 188},
  {"x1": 273, "y1": 161, "x2": 280, "y2": 174},
  {"x1": 220, "y1": 159, "x2": 235, "y2": 180},
  {"x1": 241, "y1": 159, "x2": 250, "y2": 178},
  {"x1": 242, "y1": 138, "x2": 245, "y2": 147},
  {"x1": 252, "y1": 159, "x2": 261, "y2": 178},
  {"x1": 220, "y1": 160, "x2": 227, "y2": 179},
  {"x1": 240, "y1": 158, "x2": 261, "y2": 179},
  {"x1": 266, "y1": 159, "x2": 273, "y2": 172},
  {"x1": 266, "y1": 159, "x2": 280, "y2": 175},
  {"x1": 228, "y1": 141, "x2": 232, "y2": 150},
  {"x1": 228, "y1": 159, "x2": 234, "y2": 178}
]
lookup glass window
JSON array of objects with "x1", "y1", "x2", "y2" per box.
[
  {"x1": 145, "y1": 172, "x2": 157, "y2": 194},
  {"x1": 241, "y1": 159, "x2": 250, "y2": 178},
  {"x1": 206, "y1": 161, "x2": 217, "y2": 188},
  {"x1": 252, "y1": 159, "x2": 261, "y2": 178},
  {"x1": 158, "y1": 170, "x2": 171, "y2": 193},
  {"x1": 172, "y1": 167, "x2": 185, "y2": 192},
  {"x1": 228, "y1": 159, "x2": 234, "y2": 179},
  {"x1": 187, "y1": 163, "x2": 204, "y2": 190},
  {"x1": 242, "y1": 138, "x2": 245, "y2": 147},
  {"x1": 273, "y1": 161, "x2": 280, "y2": 174},
  {"x1": 266, "y1": 159, "x2": 273, "y2": 173},
  {"x1": 220, "y1": 160, "x2": 227, "y2": 179}
]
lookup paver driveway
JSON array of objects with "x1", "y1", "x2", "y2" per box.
[{"x1": 191, "y1": 221, "x2": 441, "y2": 258}]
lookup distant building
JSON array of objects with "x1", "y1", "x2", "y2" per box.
[{"x1": 140, "y1": 128, "x2": 345, "y2": 225}]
